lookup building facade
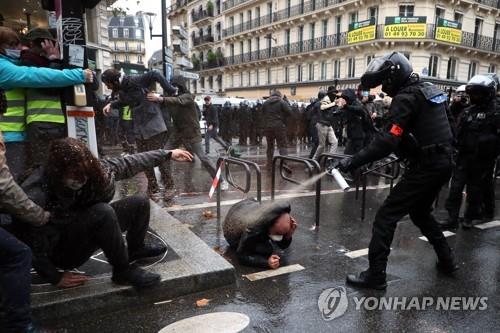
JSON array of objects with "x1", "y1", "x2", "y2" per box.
[
  {"x1": 169, "y1": 0, "x2": 500, "y2": 99},
  {"x1": 108, "y1": 14, "x2": 147, "y2": 73}
]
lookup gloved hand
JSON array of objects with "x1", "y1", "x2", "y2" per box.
[{"x1": 337, "y1": 157, "x2": 354, "y2": 173}]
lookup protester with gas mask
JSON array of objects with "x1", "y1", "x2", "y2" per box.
[{"x1": 14, "y1": 137, "x2": 193, "y2": 290}]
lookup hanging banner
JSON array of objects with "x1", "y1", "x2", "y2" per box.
[
  {"x1": 435, "y1": 18, "x2": 462, "y2": 44},
  {"x1": 348, "y1": 18, "x2": 376, "y2": 44},
  {"x1": 384, "y1": 17, "x2": 427, "y2": 39}
]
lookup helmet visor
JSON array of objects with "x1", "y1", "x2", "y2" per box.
[{"x1": 361, "y1": 57, "x2": 393, "y2": 88}]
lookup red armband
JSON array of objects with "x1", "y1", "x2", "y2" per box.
[{"x1": 390, "y1": 124, "x2": 404, "y2": 137}]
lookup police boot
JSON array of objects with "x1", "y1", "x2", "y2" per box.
[
  {"x1": 435, "y1": 247, "x2": 459, "y2": 275},
  {"x1": 462, "y1": 218, "x2": 473, "y2": 229},
  {"x1": 437, "y1": 216, "x2": 459, "y2": 230},
  {"x1": 346, "y1": 269, "x2": 387, "y2": 290}
]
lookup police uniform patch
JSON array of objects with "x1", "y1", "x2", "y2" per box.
[{"x1": 390, "y1": 124, "x2": 404, "y2": 137}]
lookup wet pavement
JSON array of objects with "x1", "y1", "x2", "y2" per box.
[{"x1": 43, "y1": 142, "x2": 500, "y2": 332}]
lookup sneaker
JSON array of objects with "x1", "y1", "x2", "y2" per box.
[
  {"x1": 221, "y1": 180, "x2": 229, "y2": 191},
  {"x1": 112, "y1": 265, "x2": 161, "y2": 289},
  {"x1": 129, "y1": 244, "x2": 167, "y2": 263}
]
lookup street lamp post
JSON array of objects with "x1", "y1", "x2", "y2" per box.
[{"x1": 142, "y1": 0, "x2": 168, "y2": 78}]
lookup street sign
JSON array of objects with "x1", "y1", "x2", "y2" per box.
[
  {"x1": 166, "y1": 64, "x2": 174, "y2": 81},
  {"x1": 176, "y1": 70, "x2": 200, "y2": 80},
  {"x1": 66, "y1": 106, "x2": 98, "y2": 157}
]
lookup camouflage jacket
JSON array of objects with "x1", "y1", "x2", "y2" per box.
[{"x1": 0, "y1": 132, "x2": 46, "y2": 225}]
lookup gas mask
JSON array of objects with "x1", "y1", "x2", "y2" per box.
[
  {"x1": 269, "y1": 234, "x2": 284, "y2": 242},
  {"x1": 64, "y1": 177, "x2": 87, "y2": 191}
]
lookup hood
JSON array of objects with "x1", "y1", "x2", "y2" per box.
[
  {"x1": 266, "y1": 96, "x2": 282, "y2": 104},
  {"x1": 341, "y1": 89, "x2": 357, "y2": 104}
]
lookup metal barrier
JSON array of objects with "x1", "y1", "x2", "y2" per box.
[
  {"x1": 359, "y1": 156, "x2": 401, "y2": 221},
  {"x1": 319, "y1": 153, "x2": 401, "y2": 221},
  {"x1": 271, "y1": 155, "x2": 322, "y2": 227},
  {"x1": 216, "y1": 157, "x2": 262, "y2": 221}
]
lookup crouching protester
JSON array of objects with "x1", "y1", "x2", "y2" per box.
[
  {"x1": 12, "y1": 137, "x2": 193, "y2": 289},
  {"x1": 223, "y1": 199, "x2": 297, "y2": 269}
]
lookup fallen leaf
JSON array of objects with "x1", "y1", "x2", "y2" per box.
[
  {"x1": 196, "y1": 298, "x2": 211, "y2": 307},
  {"x1": 202, "y1": 210, "x2": 214, "y2": 218}
]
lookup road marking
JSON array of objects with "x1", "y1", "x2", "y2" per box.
[
  {"x1": 474, "y1": 220, "x2": 500, "y2": 230},
  {"x1": 158, "y1": 312, "x2": 250, "y2": 333},
  {"x1": 243, "y1": 264, "x2": 305, "y2": 281},
  {"x1": 166, "y1": 184, "x2": 392, "y2": 212},
  {"x1": 154, "y1": 299, "x2": 173, "y2": 305},
  {"x1": 345, "y1": 248, "x2": 369, "y2": 258},
  {"x1": 419, "y1": 231, "x2": 455, "y2": 242}
]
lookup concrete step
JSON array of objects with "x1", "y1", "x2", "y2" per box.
[{"x1": 31, "y1": 201, "x2": 235, "y2": 320}]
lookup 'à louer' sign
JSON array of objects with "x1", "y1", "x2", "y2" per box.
[
  {"x1": 435, "y1": 18, "x2": 462, "y2": 44},
  {"x1": 384, "y1": 17, "x2": 427, "y2": 39},
  {"x1": 348, "y1": 18, "x2": 376, "y2": 44}
]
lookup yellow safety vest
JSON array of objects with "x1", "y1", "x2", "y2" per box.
[
  {"x1": 25, "y1": 89, "x2": 65, "y2": 124},
  {"x1": 122, "y1": 105, "x2": 132, "y2": 121},
  {"x1": 0, "y1": 89, "x2": 26, "y2": 132}
]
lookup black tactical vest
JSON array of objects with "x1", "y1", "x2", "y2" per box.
[
  {"x1": 458, "y1": 102, "x2": 500, "y2": 159},
  {"x1": 397, "y1": 82, "x2": 453, "y2": 149}
]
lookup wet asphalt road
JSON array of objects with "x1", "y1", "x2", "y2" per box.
[{"x1": 47, "y1": 142, "x2": 500, "y2": 333}]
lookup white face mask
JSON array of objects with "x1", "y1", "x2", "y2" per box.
[
  {"x1": 64, "y1": 177, "x2": 87, "y2": 191},
  {"x1": 4, "y1": 49, "x2": 21, "y2": 60},
  {"x1": 269, "y1": 234, "x2": 284, "y2": 242}
]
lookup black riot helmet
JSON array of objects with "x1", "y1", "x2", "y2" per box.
[
  {"x1": 361, "y1": 52, "x2": 413, "y2": 97},
  {"x1": 171, "y1": 75, "x2": 187, "y2": 94},
  {"x1": 485, "y1": 72, "x2": 500, "y2": 93},
  {"x1": 465, "y1": 74, "x2": 497, "y2": 106}
]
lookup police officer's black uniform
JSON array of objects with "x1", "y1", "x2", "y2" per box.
[
  {"x1": 336, "y1": 52, "x2": 458, "y2": 290},
  {"x1": 444, "y1": 75, "x2": 500, "y2": 229}
]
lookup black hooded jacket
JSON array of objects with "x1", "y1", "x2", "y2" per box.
[
  {"x1": 261, "y1": 96, "x2": 292, "y2": 130},
  {"x1": 223, "y1": 198, "x2": 292, "y2": 268},
  {"x1": 341, "y1": 89, "x2": 368, "y2": 140}
]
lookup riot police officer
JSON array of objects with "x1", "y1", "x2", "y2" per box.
[
  {"x1": 443, "y1": 75, "x2": 500, "y2": 229},
  {"x1": 335, "y1": 52, "x2": 458, "y2": 289}
]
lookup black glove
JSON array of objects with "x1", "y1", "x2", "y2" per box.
[{"x1": 337, "y1": 157, "x2": 354, "y2": 173}]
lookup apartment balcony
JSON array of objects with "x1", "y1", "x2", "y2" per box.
[
  {"x1": 224, "y1": 24, "x2": 500, "y2": 66},
  {"x1": 472, "y1": 0, "x2": 500, "y2": 9},
  {"x1": 222, "y1": 0, "x2": 252, "y2": 13},
  {"x1": 223, "y1": 0, "x2": 353, "y2": 38},
  {"x1": 167, "y1": 0, "x2": 194, "y2": 18},
  {"x1": 172, "y1": 25, "x2": 189, "y2": 40},
  {"x1": 112, "y1": 48, "x2": 145, "y2": 54},
  {"x1": 193, "y1": 60, "x2": 225, "y2": 72},
  {"x1": 193, "y1": 35, "x2": 215, "y2": 48},
  {"x1": 192, "y1": 10, "x2": 215, "y2": 26}
]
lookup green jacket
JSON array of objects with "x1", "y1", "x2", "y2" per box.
[{"x1": 162, "y1": 93, "x2": 202, "y2": 144}]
